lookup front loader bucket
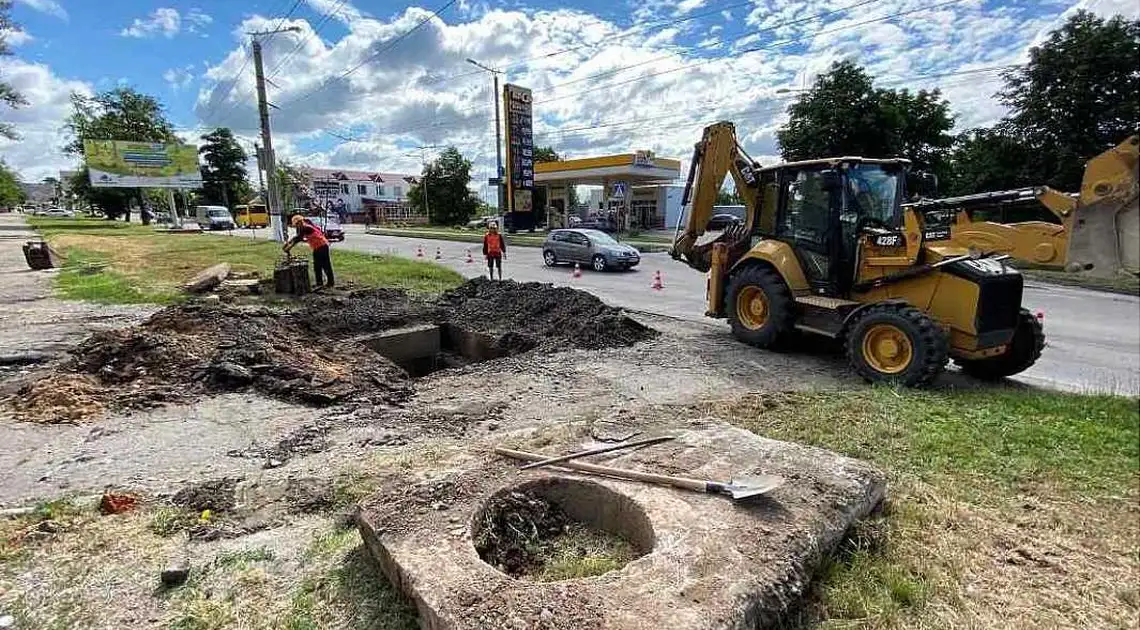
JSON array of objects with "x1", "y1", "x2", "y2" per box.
[{"x1": 1066, "y1": 136, "x2": 1140, "y2": 278}]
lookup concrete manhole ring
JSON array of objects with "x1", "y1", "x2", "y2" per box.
[{"x1": 471, "y1": 477, "x2": 655, "y2": 581}]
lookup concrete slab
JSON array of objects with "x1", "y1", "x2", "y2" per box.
[
  {"x1": 357, "y1": 424, "x2": 886, "y2": 630},
  {"x1": 358, "y1": 324, "x2": 441, "y2": 365}
]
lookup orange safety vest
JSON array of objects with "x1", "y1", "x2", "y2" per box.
[
  {"x1": 301, "y1": 222, "x2": 329, "y2": 251},
  {"x1": 483, "y1": 232, "x2": 504, "y2": 257}
]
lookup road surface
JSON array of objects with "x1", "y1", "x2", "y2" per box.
[{"x1": 255, "y1": 226, "x2": 1140, "y2": 395}]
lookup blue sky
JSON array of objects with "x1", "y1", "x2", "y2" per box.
[{"x1": 1, "y1": 0, "x2": 1136, "y2": 194}]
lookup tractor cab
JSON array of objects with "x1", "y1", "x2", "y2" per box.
[{"x1": 757, "y1": 158, "x2": 912, "y2": 297}]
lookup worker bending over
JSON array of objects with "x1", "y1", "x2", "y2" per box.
[
  {"x1": 482, "y1": 221, "x2": 506, "y2": 280},
  {"x1": 284, "y1": 214, "x2": 335, "y2": 289}
]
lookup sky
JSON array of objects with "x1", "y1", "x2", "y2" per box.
[{"x1": 1, "y1": 0, "x2": 1137, "y2": 199}]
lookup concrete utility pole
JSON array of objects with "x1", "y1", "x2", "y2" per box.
[
  {"x1": 466, "y1": 58, "x2": 504, "y2": 212},
  {"x1": 416, "y1": 145, "x2": 442, "y2": 224},
  {"x1": 249, "y1": 26, "x2": 300, "y2": 242}
]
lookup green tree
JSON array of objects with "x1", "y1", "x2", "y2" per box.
[
  {"x1": 0, "y1": 161, "x2": 24, "y2": 207},
  {"x1": 64, "y1": 87, "x2": 178, "y2": 219},
  {"x1": 0, "y1": 1, "x2": 28, "y2": 140},
  {"x1": 199, "y1": 128, "x2": 251, "y2": 208},
  {"x1": 533, "y1": 146, "x2": 560, "y2": 163},
  {"x1": 942, "y1": 126, "x2": 1037, "y2": 196},
  {"x1": 998, "y1": 10, "x2": 1139, "y2": 191},
  {"x1": 408, "y1": 147, "x2": 478, "y2": 226},
  {"x1": 716, "y1": 188, "x2": 743, "y2": 205},
  {"x1": 776, "y1": 61, "x2": 955, "y2": 178}
]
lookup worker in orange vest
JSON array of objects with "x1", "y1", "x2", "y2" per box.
[
  {"x1": 284, "y1": 214, "x2": 335, "y2": 289},
  {"x1": 482, "y1": 221, "x2": 506, "y2": 280}
]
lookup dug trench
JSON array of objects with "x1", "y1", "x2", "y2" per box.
[{"x1": 5, "y1": 278, "x2": 658, "y2": 424}]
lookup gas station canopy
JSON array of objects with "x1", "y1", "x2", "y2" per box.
[{"x1": 534, "y1": 152, "x2": 681, "y2": 185}]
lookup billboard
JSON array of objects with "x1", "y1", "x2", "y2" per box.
[
  {"x1": 503, "y1": 83, "x2": 534, "y2": 214},
  {"x1": 83, "y1": 140, "x2": 203, "y2": 188}
]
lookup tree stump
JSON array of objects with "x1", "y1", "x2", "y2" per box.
[{"x1": 274, "y1": 260, "x2": 311, "y2": 295}]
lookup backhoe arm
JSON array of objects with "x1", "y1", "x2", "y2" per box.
[{"x1": 671, "y1": 121, "x2": 760, "y2": 272}]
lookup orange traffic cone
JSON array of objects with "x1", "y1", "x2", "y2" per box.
[
  {"x1": 465, "y1": 249, "x2": 474, "y2": 264},
  {"x1": 416, "y1": 245, "x2": 425, "y2": 258},
  {"x1": 435, "y1": 247, "x2": 442, "y2": 260},
  {"x1": 572, "y1": 263, "x2": 582, "y2": 278},
  {"x1": 651, "y1": 270, "x2": 664, "y2": 290}
]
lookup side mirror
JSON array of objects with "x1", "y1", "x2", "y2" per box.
[{"x1": 821, "y1": 169, "x2": 841, "y2": 191}]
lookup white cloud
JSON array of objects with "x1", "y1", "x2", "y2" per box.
[
  {"x1": 675, "y1": 0, "x2": 708, "y2": 15},
  {"x1": 163, "y1": 65, "x2": 195, "y2": 91},
  {"x1": 121, "y1": 8, "x2": 182, "y2": 39},
  {"x1": 185, "y1": 8, "x2": 214, "y2": 33},
  {"x1": 0, "y1": 58, "x2": 89, "y2": 181},
  {"x1": 304, "y1": 0, "x2": 365, "y2": 24},
  {"x1": 1, "y1": 29, "x2": 34, "y2": 47},
  {"x1": 13, "y1": 0, "x2": 67, "y2": 21}
]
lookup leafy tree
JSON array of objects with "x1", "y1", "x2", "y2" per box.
[
  {"x1": 199, "y1": 128, "x2": 251, "y2": 208},
  {"x1": 941, "y1": 126, "x2": 1037, "y2": 196},
  {"x1": 64, "y1": 88, "x2": 178, "y2": 219},
  {"x1": 998, "y1": 10, "x2": 1139, "y2": 191},
  {"x1": 776, "y1": 61, "x2": 955, "y2": 179},
  {"x1": 716, "y1": 188, "x2": 743, "y2": 205},
  {"x1": 0, "y1": 160, "x2": 24, "y2": 207},
  {"x1": 0, "y1": 1, "x2": 28, "y2": 140},
  {"x1": 41, "y1": 176, "x2": 61, "y2": 203},
  {"x1": 408, "y1": 146, "x2": 478, "y2": 226},
  {"x1": 533, "y1": 146, "x2": 560, "y2": 163}
]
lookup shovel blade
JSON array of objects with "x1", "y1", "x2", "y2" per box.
[{"x1": 726, "y1": 474, "x2": 785, "y2": 500}]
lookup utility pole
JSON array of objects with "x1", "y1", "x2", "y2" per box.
[
  {"x1": 249, "y1": 26, "x2": 300, "y2": 241},
  {"x1": 416, "y1": 145, "x2": 442, "y2": 225},
  {"x1": 466, "y1": 58, "x2": 504, "y2": 213}
]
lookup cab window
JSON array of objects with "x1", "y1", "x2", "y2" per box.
[{"x1": 778, "y1": 169, "x2": 831, "y2": 247}]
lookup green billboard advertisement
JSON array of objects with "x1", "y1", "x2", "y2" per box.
[{"x1": 83, "y1": 139, "x2": 203, "y2": 188}]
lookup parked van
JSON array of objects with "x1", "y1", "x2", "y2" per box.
[
  {"x1": 235, "y1": 204, "x2": 268, "y2": 229},
  {"x1": 194, "y1": 205, "x2": 236, "y2": 230}
]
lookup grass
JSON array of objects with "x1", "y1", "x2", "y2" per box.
[
  {"x1": 535, "y1": 523, "x2": 639, "y2": 581},
  {"x1": 1018, "y1": 266, "x2": 1140, "y2": 295},
  {"x1": 711, "y1": 387, "x2": 1140, "y2": 629},
  {"x1": 27, "y1": 216, "x2": 463, "y2": 304}
]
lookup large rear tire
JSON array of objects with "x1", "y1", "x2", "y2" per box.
[
  {"x1": 846, "y1": 303, "x2": 948, "y2": 387},
  {"x1": 954, "y1": 309, "x2": 1044, "y2": 380},
  {"x1": 725, "y1": 265, "x2": 795, "y2": 349}
]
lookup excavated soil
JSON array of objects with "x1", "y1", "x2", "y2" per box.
[{"x1": 6, "y1": 279, "x2": 656, "y2": 423}]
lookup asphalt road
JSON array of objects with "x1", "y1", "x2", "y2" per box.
[{"x1": 257, "y1": 226, "x2": 1140, "y2": 395}]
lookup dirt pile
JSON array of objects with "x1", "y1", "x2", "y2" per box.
[
  {"x1": 6, "y1": 279, "x2": 657, "y2": 422},
  {"x1": 9, "y1": 304, "x2": 411, "y2": 423},
  {"x1": 440, "y1": 278, "x2": 657, "y2": 350}
]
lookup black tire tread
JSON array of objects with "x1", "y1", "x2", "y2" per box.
[
  {"x1": 845, "y1": 302, "x2": 948, "y2": 387},
  {"x1": 954, "y1": 309, "x2": 1045, "y2": 380},
  {"x1": 724, "y1": 265, "x2": 796, "y2": 349}
]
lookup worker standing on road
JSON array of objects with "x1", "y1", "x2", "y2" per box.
[
  {"x1": 482, "y1": 221, "x2": 506, "y2": 280},
  {"x1": 284, "y1": 214, "x2": 335, "y2": 289}
]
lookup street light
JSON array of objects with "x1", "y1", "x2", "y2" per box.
[{"x1": 466, "y1": 58, "x2": 504, "y2": 213}]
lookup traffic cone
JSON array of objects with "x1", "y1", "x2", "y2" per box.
[
  {"x1": 465, "y1": 249, "x2": 474, "y2": 264},
  {"x1": 415, "y1": 245, "x2": 424, "y2": 258},
  {"x1": 572, "y1": 263, "x2": 582, "y2": 279},
  {"x1": 651, "y1": 270, "x2": 664, "y2": 290},
  {"x1": 435, "y1": 247, "x2": 442, "y2": 260},
  {"x1": 1035, "y1": 311, "x2": 1045, "y2": 329}
]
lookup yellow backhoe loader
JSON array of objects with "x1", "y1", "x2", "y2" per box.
[
  {"x1": 668, "y1": 123, "x2": 1125, "y2": 387},
  {"x1": 905, "y1": 135, "x2": 1139, "y2": 278}
]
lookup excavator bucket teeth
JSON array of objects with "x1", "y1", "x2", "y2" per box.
[{"x1": 1067, "y1": 136, "x2": 1140, "y2": 278}]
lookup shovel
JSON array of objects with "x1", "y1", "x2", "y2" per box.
[
  {"x1": 517, "y1": 435, "x2": 676, "y2": 470},
  {"x1": 495, "y1": 447, "x2": 784, "y2": 502}
]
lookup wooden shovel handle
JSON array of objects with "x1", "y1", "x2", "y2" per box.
[{"x1": 495, "y1": 447, "x2": 711, "y2": 493}]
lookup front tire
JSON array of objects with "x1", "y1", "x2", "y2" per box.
[
  {"x1": 592, "y1": 255, "x2": 607, "y2": 272},
  {"x1": 543, "y1": 250, "x2": 558, "y2": 267},
  {"x1": 725, "y1": 265, "x2": 795, "y2": 349},
  {"x1": 954, "y1": 309, "x2": 1044, "y2": 380},
  {"x1": 846, "y1": 303, "x2": 948, "y2": 387}
]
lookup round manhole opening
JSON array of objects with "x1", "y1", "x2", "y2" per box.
[{"x1": 472, "y1": 477, "x2": 655, "y2": 582}]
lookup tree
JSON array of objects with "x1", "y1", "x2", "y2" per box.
[
  {"x1": 776, "y1": 61, "x2": 955, "y2": 179},
  {"x1": 0, "y1": 1, "x2": 28, "y2": 140},
  {"x1": 41, "y1": 176, "x2": 61, "y2": 203},
  {"x1": 533, "y1": 146, "x2": 560, "y2": 163},
  {"x1": 941, "y1": 126, "x2": 1038, "y2": 196},
  {"x1": 0, "y1": 161, "x2": 24, "y2": 207},
  {"x1": 408, "y1": 147, "x2": 478, "y2": 226},
  {"x1": 64, "y1": 88, "x2": 178, "y2": 219},
  {"x1": 199, "y1": 128, "x2": 251, "y2": 208},
  {"x1": 716, "y1": 188, "x2": 743, "y2": 205},
  {"x1": 998, "y1": 10, "x2": 1139, "y2": 191}
]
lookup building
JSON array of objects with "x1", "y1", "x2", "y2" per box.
[
  {"x1": 293, "y1": 167, "x2": 420, "y2": 224},
  {"x1": 536, "y1": 151, "x2": 682, "y2": 231}
]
